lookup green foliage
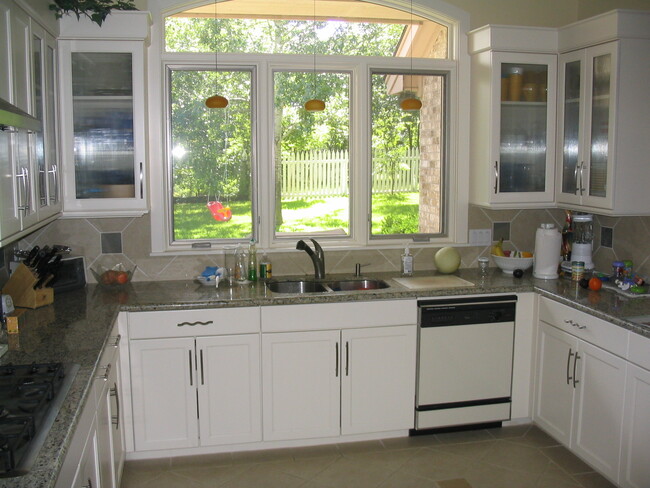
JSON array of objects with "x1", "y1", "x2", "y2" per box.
[
  {"x1": 49, "y1": 0, "x2": 136, "y2": 26},
  {"x1": 380, "y1": 214, "x2": 419, "y2": 235}
]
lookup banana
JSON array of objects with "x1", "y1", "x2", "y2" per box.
[{"x1": 491, "y1": 238, "x2": 505, "y2": 257}]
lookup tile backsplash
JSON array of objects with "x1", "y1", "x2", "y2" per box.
[{"x1": 2, "y1": 206, "x2": 649, "y2": 284}]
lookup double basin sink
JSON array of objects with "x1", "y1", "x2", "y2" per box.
[{"x1": 266, "y1": 278, "x2": 389, "y2": 294}]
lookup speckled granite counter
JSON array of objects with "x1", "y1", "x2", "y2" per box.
[{"x1": 2, "y1": 268, "x2": 650, "y2": 487}]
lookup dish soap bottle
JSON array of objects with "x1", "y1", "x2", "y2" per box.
[
  {"x1": 401, "y1": 246, "x2": 413, "y2": 276},
  {"x1": 248, "y1": 239, "x2": 258, "y2": 282}
]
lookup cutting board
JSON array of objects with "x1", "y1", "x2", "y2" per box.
[{"x1": 393, "y1": 275, "x2": 475, "y2": 290}]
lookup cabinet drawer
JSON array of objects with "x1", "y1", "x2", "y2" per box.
[
  {"x1": 128, "y1": 307, "x2": 260, "y2": 339},
  {"x1": 538, "y1": 297, "x2": 628, "y2": 358},
  {"x1": 261, "y1": 299, "x2": 417, "y2": 332},
  {"x1": 628, "y1": 333, "x2": 650, "y2": 371}
]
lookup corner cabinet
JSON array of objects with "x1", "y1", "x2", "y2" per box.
[
  {"x1": 469, "y1": 26, "x2": 557, "y2": 208},
  {"x1": 58, "y1": 12, "x2": 150, "y2": 217},
  {"x1": 556, "y1": 11, "x2": 650, "y2": 215}
]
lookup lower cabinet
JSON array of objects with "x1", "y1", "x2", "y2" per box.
[
  {"x1": 262, "y1": 325, "x2": 417, "y2": 441},
  {"x1": 130, "y1": 335, "x2": 261, "y2": 450},
  {"x1": 534, "y1": 298, "x2": 627, "y2": 484}
]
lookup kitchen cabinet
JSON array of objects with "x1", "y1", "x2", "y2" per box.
[
  {"x1": 127, "y1": 308, "x2": 261, "y2": 451},
  {"x1": 620, "y1": 333, "x2": 650, "y2": 488},
  {"x1": 0, "y1": 2, "x2": 61, "y2": 247},
  {"x1": 58, "y1": 12, "x2": 150, "y2": 217},
  {"x1": 534, "y1": 297, "x2": 628, "y2": 484},
  {"x1": 261, "y1": 300, "x2": 417, "y2": 441},
  {"x1": 556, "y1": 11, "x2": 650, "y2": 215},
  {"x1": 468, "y1": 26, "x2": 557, "y2": 208}
]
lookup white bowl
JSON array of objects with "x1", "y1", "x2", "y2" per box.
[{"x1": 491, "y1": 254, "x2": 534, "y2": 274}]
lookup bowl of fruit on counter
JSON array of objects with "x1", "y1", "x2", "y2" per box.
[
  {"x1": 491, "y1": 240, "x2": 533, "y2": 276},
  {"x1": 90, "y1": 263, "x2": 136, "y2": 287}
]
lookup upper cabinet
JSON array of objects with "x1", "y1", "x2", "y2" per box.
[
  {"x1": 556, "y1": 10, "x2": 650, "y2": 215},
  {"x1": 469, "y1": 26, "x2": 557, "y2": 208},
  {"x1": 58, "y1": 12, "x2": 150, "y2": 217},
  {"x1": 0, "y1": 1, "x2": 61, "y2": 248}
]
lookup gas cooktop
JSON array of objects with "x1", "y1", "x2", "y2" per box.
[{"x1": 0, "y1": 362, "x2": 78, "y2": 478}]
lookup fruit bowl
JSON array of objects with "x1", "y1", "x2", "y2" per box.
[
  {"x1": 90, "y1": 264, "x2": 136, "y2": 287},
  {"x1": 492, "y1": 254, "x2": 533, "y2": 275}
]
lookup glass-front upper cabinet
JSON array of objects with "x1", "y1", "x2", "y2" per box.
[
  {"x1": 557, "y1": 42, "x2": 615, "y2": 210},
  {"x1": 469, "y1": 26, "x2": 557, "y2": 208},
  {"x1": 58, "y1": 11, "x2": 150, "y2": 217}
]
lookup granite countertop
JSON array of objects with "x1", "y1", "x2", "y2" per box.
[{"x1": 3, "y1": 268, "x2": 650, "y2": 488}]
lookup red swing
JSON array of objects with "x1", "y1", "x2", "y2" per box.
[{"x1": 207, "y1": 200, "x2": 232, "y2": 222}]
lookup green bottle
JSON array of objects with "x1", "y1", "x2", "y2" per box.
[{"x1": 248, "y1": 239, "x2": 258, "y2": 282}]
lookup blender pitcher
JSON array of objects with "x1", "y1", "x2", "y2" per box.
[{"x1": 571, "y1": 214, "x2": 594, "y2": 270}]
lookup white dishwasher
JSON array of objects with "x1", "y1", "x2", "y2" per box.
[{"x1": 413, "y1": 295, "x2": 516, "y2": 433}]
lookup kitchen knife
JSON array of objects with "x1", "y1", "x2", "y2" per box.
[
  {"x1": 33, "y1": 254, "x2": 62, "y2": 289},
  {"x1": 24, "y1": 246, "x2": 39, "y2": 267}
]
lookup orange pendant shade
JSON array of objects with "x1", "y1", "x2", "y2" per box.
[
  {"x1": 400, "y1": 97, "x2": 422, "y2": 111},
  {"x1": 205, "y1": 95, "x2": 229, "y2": 108},
  {"x1": 304, "y1": 99, "x2": 326, "y2": 112}
]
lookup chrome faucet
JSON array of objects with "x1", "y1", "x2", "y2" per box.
[{"x1": 296, "y1": 238, "x2": 325, "y2": 279}]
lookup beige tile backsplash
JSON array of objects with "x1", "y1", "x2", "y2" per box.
[{"x1": 11, "y1": 206, "x2": 650, "y2": 283}]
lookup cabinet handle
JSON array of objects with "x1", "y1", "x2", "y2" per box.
[
  {"x1": 572, "y1": 352, "x2": 580, "y2": 388},
  {"x1": 567, "y1": 348, "x2": 574, "y2": 385},
  {"x1": 345, "y1": 341, "x2": 349, "y2": 376},
  {"x1": 83, "y1": 478, "x2": 93, "y2": 488},
  {"x1": 335, "y1": 342, "x2": 339, "y2": 377},
  {"x1": 579, "y1": 161, "x2": 585, "y2": 196},
  {"x1": 494, "y1": 161, "x2": 499, "y2": 194},
  {"x1": 48, "y1": 163, "x2": 58, "y2": 203},
  {"x1": 17, "y1": 167, "x2": 30, "y2": 211},
  {"x1": 139, "y1": 162, "x2": 144, "y2": 199},
  {"x1": 110, "y1": 382, "x2": 120, "y2": 429},
  {"x1": 564, "y1": 319, "x2": 574, "y2": 325},
  {"x1": 96, "y1": 362, "x2": 111, "y2": 381},
  {"x1": 200, "y1": 349, "x2": 205, "y2": 385},
  {"x1": 188, "y1": 350, "x2": 193, "y2": 386},
  {"x1": 574, "y1": 163, "x2": 580, "y2": 195},
  {"x1": 177, "y1": 320, "x2": 214, "y2": 327},
  {"x1": 110, "y1": 334, "x2": 121, "y2": 347}
]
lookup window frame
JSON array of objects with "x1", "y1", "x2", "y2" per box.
[{"x1": 148, "y1": 0, "x2": 470, "y2": 254}]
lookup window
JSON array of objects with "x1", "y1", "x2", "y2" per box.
[{"x1": 152, "y1": 0, "x2": 466, "y2": 252}]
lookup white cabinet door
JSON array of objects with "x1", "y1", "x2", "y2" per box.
[
  {"x1": 262, "y1": 330, "x2": 340, "y2": 441},
  {"x1": 197, "y1": 334, "x2": 261, "y2": 446},
  {"x1": 71, "y1": 419, "x2": 100, "y2": 488},
  {"x1": 620, "y1": 363, "x2": 650, "y2": 488},
  {"x1": 571, "y1": 340, "x2": 626, "y2": 482},
  {"x1": 96, "y1": 377, "x2": 114, "y2": 488},
  {"x1": 341, "y1": 325, "x2": 416, "y2": 435},
  {"x1": 130, "y1": 337, "x2": 199, "y2": 451},
  {"x1": 534, "y1": 322, "x2": 577, "y2": 446}
]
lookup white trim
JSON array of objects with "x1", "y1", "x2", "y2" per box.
[{"x1": 146, "y1": 0, "x2": 470, "y2": 253}]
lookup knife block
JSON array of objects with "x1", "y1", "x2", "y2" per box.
[{"x1": 1, "y1": 263, "x2": 54, "y2": 309}]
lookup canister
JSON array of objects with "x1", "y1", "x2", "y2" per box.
[{"x1": 533, "y1": 223, "x2": 562, "y2": 279}]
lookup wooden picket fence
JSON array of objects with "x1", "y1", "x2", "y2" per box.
[{"x1": 281, "y1": 148, "x2": 419, "y2": 199}]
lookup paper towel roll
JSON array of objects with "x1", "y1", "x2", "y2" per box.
[{"x1": 534, "y1": 223, "x2": 562, "y2": 279}]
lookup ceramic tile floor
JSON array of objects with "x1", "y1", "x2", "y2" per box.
[{"x1": 120, "y1": 424, "x2": 617, "y2": 488}]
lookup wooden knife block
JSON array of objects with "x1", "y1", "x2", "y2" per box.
[{"x1": 1, "y1": 263, "x2": 54, "y2": 309}]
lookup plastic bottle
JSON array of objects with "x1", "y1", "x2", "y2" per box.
[
  {"x1": 248, "y1": 239, "x2": 258, "y2": 282},
  {"x1": 401, "y1": 246, "x2": 413, "y2": 276},
  {"x1": 259, "y1": 252, "x2": 272, "y2": 280}
]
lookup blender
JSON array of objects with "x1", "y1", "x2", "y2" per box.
[{"x1": 571, "y1": 214, "x2": 594, "y2": 270}]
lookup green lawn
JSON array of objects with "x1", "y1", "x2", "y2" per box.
[{"x1": 173, "y1": 192, "x2": 419, "y2": 240}]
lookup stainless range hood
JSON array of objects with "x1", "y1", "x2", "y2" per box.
[{"x1": 0, "y1": 96, "x2": 41, "y2": 132}]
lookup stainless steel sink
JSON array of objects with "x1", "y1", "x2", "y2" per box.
[
  {"x1": 326, "y1": 279, "x2": 389, "y2": 291},
  {"x1": 266, "y1": 280, "x2": 329, "y2": 294},
  {"x1": 266, "y1": 278, "x2": 389, "y2": 294}
]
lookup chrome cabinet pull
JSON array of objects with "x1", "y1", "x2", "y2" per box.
[
  {"x1": 139, "y1": 162, "x2": 144, "y2": 199},
  {"x1": 110, "y1": 334, "x2": 121, "y2": 347},
  {"x1": 96, "y1": 363, "x2": 111, "y2": 381},
  {"x1": 48, "y1": 163, "x2": 58, "y2": 202},
  {"x1": 188, "y1": 350, "x2": 193, "y2": 386},
  {"x1": 494, "y1": 161, "x2": 499, "y2": 194},
  {"x1": 567, "y1": 348, "x2": 574, "y2": 385},
  {"x1": 17, "y1": 167, "x2": 30, "y2": 211},
  {"x1": 335, "y1": 342, "x2": 339, "y2": 377},
  {"x1": 83, "y1": 478, "x2": 93, "y2": 488},
  {"x1": 177, "y1": 320, "x2": 214, "y2": 327},
  {"x1": 579, "y1": 162, "x2": 585, "y2": 196},
  {"x1": 345, "y1": 341, "x2": 350, "y2": 376},
  {"x1": 110, "y1": 382, "x2": 120, "y2": 429},
  {"x1": 574, "y1": 163, "x2": 580, "y2": 195},
  {"x1": 200, "y1": 349, "x2": 205, "y2": 385},
  {"x1": 573, "y1": 352, "x2": 580, "y2": 388}
]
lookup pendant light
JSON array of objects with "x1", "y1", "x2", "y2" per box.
[
  {"x1": 400, "y1": 0, "x2": 422, "y2": 111},
  {"x1": 305, "y1": 0, "x2": 325, "y2": 112},
  {"x1": 205, "y1": 0, "x2": 228, "y2": 109}
]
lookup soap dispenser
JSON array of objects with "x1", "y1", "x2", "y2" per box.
[{"x1": 401, "y1": 246, "x2": 413, "y2": 276}]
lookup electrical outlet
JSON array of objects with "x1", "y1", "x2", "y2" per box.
[{"x1": 469, "y1": 228, "x2": 492, "y2": 246}]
